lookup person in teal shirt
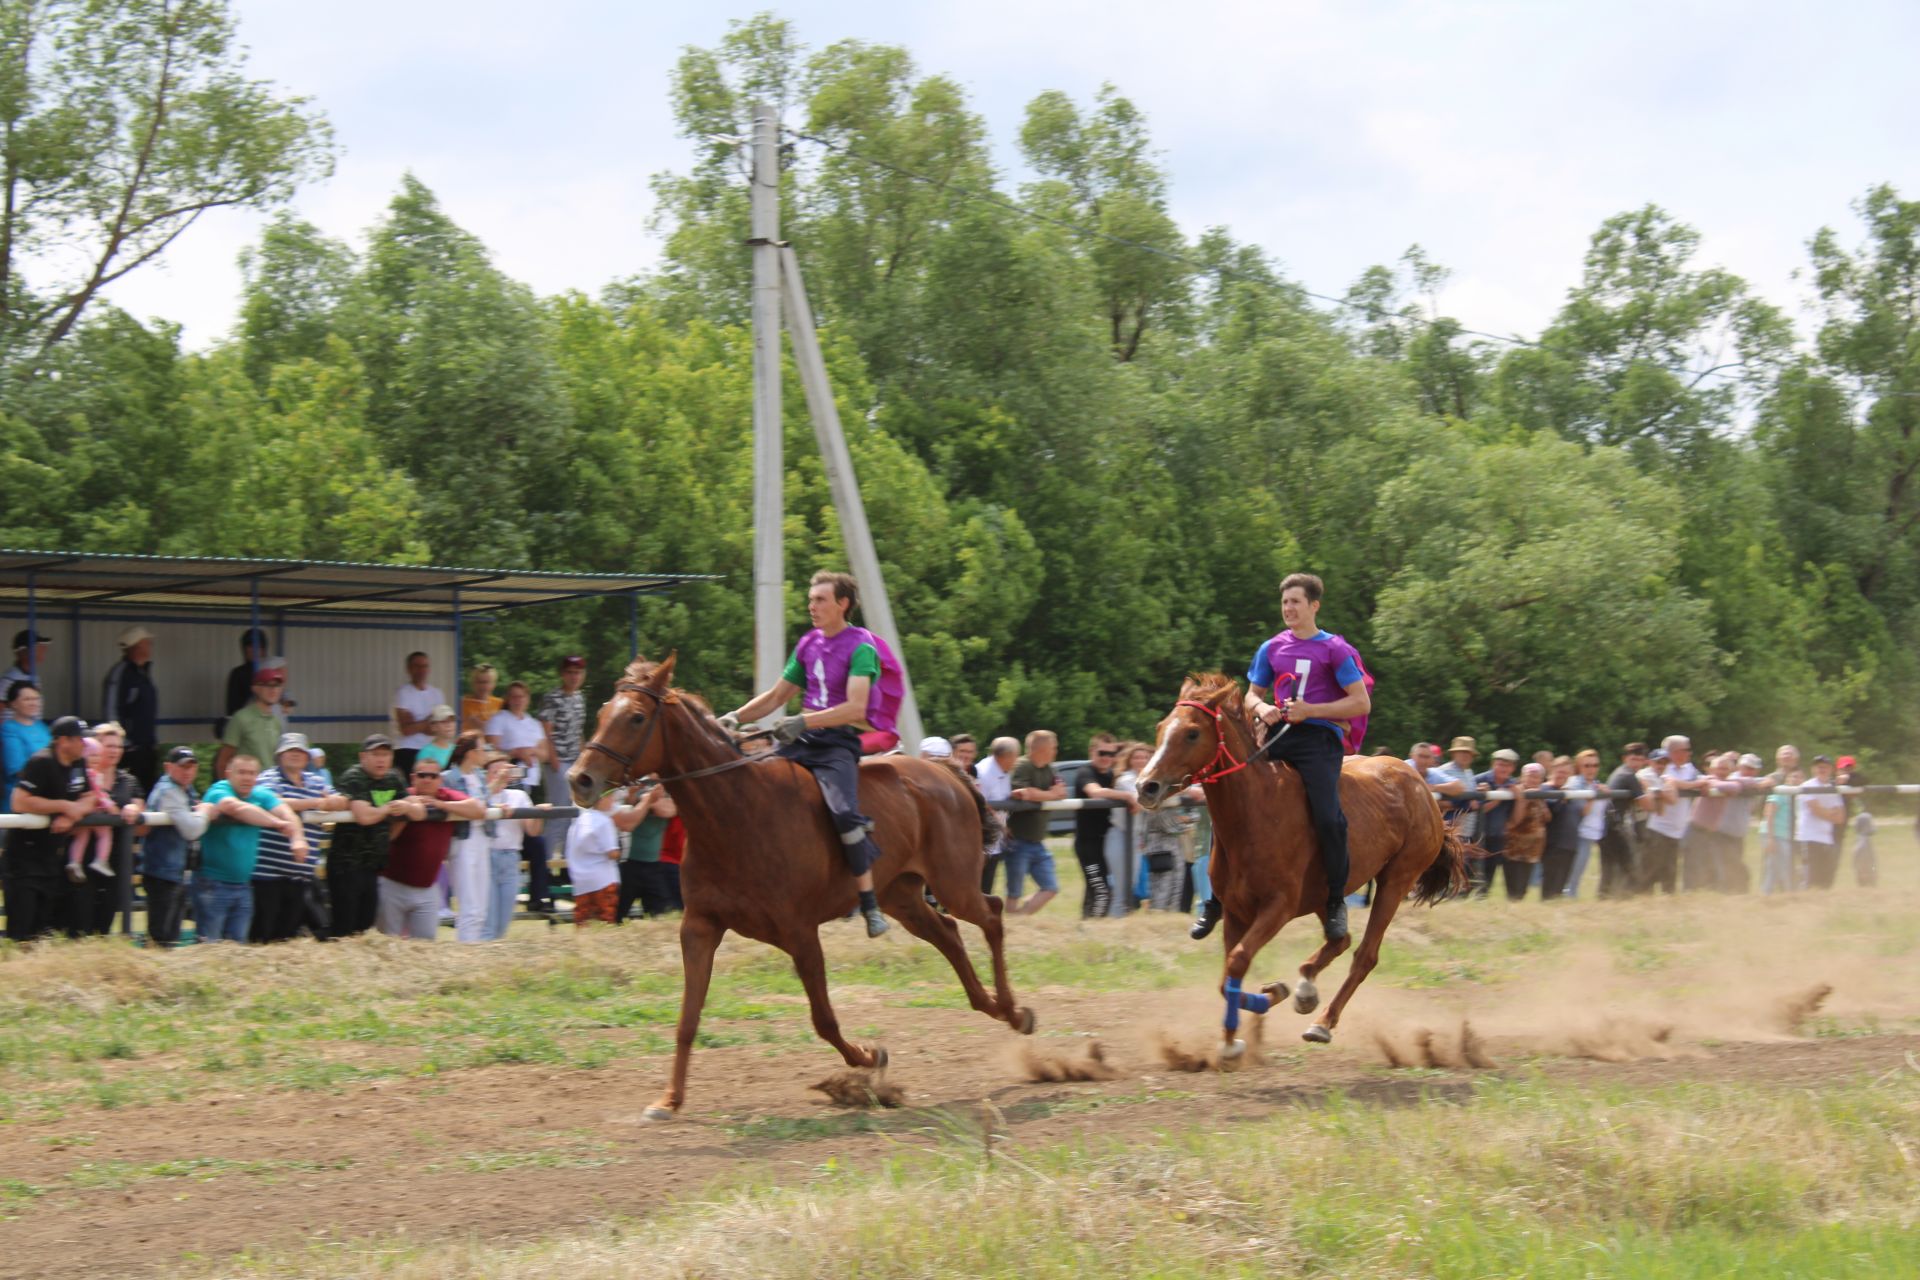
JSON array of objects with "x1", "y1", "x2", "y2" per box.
[
  {"x1": 2, "y1": 681, "x2": 51, "y2": 810},
  {"x1": 197, "y1": 754, "x2": 305, "y2": 942}
]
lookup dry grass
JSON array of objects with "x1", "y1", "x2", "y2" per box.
[{"x1": 193, "y1": 1066, "x2": 1920, "y2": 1279}]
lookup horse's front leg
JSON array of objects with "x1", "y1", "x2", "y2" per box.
[
  {"x1": 647, "y1": 912, "x2": 724, "y2": 1120},
  {"x1": 1218, "y1": 901, "x2": 1291, "y2": 1060},
  {"x1": 788, "y1": 927, "x2": 886, "y2": 1070}
]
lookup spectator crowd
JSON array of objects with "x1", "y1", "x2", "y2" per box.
[
  {"x1": 0, "y1": 621, "x2": 1898, "y2": 945},
  {"x1": 2, "y1": 627, "x2": 686, "y2": 945}
]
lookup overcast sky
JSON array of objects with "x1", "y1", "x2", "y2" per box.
[{"x1": 102, "y1": 0, "x2": 1919, "y2": 351}]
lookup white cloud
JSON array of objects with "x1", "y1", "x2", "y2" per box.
[{"x1": 91, "y1": 0, "x2": 1920, "y2": 351}]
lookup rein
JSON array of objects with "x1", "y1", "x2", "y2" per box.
[
  {"x1": 1176, "y1": 699, "x2": 1255, "y2": 785},
  {"x1": 580, "y1": 682, "x2": 779, "y2": 787}
]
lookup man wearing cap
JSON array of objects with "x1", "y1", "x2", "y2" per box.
[
  {"x1": 102, "y1": 626, "x2": 158, "y2": 789},
  {"x1": 1639, "y1": 735, "x2": 1704, "y2": 894},
  {"x1": 918, "y1": 736, "x2": 953, "y2": 760},
  {"x1": 1406, "y1": 741, "x2": 1468, "y2": 803},
  {"x1": 326, "y1": 735, "x2": 410, "y2": 936},
  {"x1": 1472, "y1": 749, "x2": 1523, "y2": 897},
  {"x1": 215, "y1": 658, "x2": 288, "y2": 779},
  {"x1": 223, "y1": 628, "x2": 272, "y2": 726},
  {"x1": 254, "y1": 733, "x2": 345, "y2": 942},
  {"x1": 1796, "y1": 755, "x2": 1848, "y2": 889},
  {"x1": 535, "y1": 655, "x2": 589, "y2": 905},
  {"x1": 4, "y1": 629, "x2": 49, "y2": 692},
  {"x1": 1434, "y1": 738, "x2": 1481, "y2": 840},
  {"x1": 4, "y1": 716, "x2": 95, "y2": 940},
  {"x1": 142, "y1": 747, "x2": 207, "y2": 946}
]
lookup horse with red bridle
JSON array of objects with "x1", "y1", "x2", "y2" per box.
[
  {"x1": 567, "y1": 653, "x2": 1036, "y2": 1119},
  {"x1": 1134, "y1": 673, "x2": 1468, "y2": 1057}
]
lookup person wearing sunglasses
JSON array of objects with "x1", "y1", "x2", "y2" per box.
[
  {"x1": 376, "y1": 758, "x2": 486, "y2": 940},
  {"x1": 1071, "y1": 733, "x2": 1134, "y2": 918},
  {"x1": 214, "y1": 657, "x2": 289, "y2": 779}
]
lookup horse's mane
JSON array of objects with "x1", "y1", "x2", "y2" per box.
[
  {"x1": 1178, "y1": 671, "x2": 1242, "y2": 704},
  {"x1": 622, "y1": 657, "x2": 717, "y2": 719}
]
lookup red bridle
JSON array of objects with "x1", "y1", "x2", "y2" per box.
[{"x1": 1173, "y1": 699, "x2": 1253, "y2": 786}]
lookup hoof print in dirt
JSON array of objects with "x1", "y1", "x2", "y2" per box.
[
  {"x1": 812, "y1": 1069, "x2": 905, "y2": 1108},
  {"x1": 1018, "y1": 1039, "x2": 1118, "y2": 1082}
]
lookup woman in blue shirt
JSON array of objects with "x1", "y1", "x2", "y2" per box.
[{"x1": 2, "y1": 681, "x2": 51, "y2": 810}]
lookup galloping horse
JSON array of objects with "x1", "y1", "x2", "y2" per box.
[
  {"x1": 1135, "y1": 673, "x2": 1467, "y2": 1056},
  {"x1": 568, "y1": 654, "x2": 1036, "y2": 1119}
]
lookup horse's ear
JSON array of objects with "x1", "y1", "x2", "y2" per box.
[
  {"x1": 1211, "y1": 679, "x2": 1245, "y2": 716},
  {"x1": 650, "y1": 651, "x2": 677, "y2": 689}
]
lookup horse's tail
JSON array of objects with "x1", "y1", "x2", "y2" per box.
[{"x1": 1412, "y1": 820, "x2": 1475, "y2": 905}]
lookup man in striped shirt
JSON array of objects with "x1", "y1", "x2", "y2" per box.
[{"x1": 254, "y1": 733, "x2": 345, "y2": 942}]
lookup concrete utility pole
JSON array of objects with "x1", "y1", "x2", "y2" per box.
[
  {"x1": 780, "y1": 246, "x2": 925, "y2": 750},
  {"x1": 748, "y1": 102, "x2": 785, "y2": 707}
]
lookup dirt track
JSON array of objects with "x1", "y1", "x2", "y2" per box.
[{"x1": 1, "y1": 977, "x2": 1914, "y2": 1280}]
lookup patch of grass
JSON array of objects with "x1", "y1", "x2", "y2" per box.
[{"x1": 179, "y1": 1068, "x2": 1920, "y2": 1279}]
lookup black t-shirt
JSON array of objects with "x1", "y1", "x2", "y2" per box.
[
  {"x1": 1073, "y1": 766, "x2": 1115, "y2": 843},
  {"x1": 1605, "y1": 766, "x2": 1644, "y2": 828},
  {"x1": 5, "y1": 747, "x2": 89, "y2": 878}
]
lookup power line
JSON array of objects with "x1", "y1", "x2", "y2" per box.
[{"x1": 783, "y1": 126, "x2": 1754, "y2": 387}]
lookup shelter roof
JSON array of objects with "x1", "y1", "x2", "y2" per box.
[{"x1": 0, "y1": 550, "x2": 715, "y2": 618}]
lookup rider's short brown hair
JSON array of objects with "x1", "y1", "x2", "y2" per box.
[
  {"x1": 1280, "y1": 572, "x2": 1324, "y2": 603},
  {"x1": 810, "y1": 571, "x2": 860, "y2": 617}
]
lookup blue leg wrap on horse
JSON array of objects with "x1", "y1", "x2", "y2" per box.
[
  {"x1": 1239, "y1": 989, "x2": 1272, "y2": 1015},
  {"x1": 1223, "y1": 977, "x2": 1242, "y2": 1033}
]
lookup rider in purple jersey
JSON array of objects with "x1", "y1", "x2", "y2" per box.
[
  {"x1": 720, "y1": 571, "x2": 891, "y2": 938},
  {"x1": 1191, "y1": 572, "x2": 1372, "y2": 945}
]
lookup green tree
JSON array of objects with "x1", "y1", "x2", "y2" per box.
[{"x1": 0, "y1": 0, "x2": 333, "y2": 355}]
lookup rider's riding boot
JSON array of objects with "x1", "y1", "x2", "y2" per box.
[
  {"x1": 1324, "y1": 896, "x2": 1350, "y2": 943},
  {"x1": 1189, "y1": 896, "x2": 1222, "y2": 940},
  {"x1": 859, "y1": 888, "x2": 889, "y2": 938}
]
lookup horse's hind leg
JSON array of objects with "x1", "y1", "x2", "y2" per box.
[
  {"x1": 882, "y1": 876, "x2": 1025, "y2": 1030},
  {"x1": 650, "y1": 911, "x2": 724, "y2": 1120},
  {"x1": 1308, "y1": 857, "x2": 1422, "y2": 1043},
  {"x1": 786, "y1": 927, "x2": 885, "y2": 1070}
]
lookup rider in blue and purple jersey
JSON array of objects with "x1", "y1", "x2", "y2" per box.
[
  {"x1": 721, "y1": 571, "x2": 891, "y2": 938},
  {"x1": 1191, "y1": 571, "x2": 1372, "y2": 945}
]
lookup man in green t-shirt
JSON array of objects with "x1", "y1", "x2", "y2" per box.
[
  {"x1": 1004, "y1": 729, "x2": 1067, "y2": 915},
  {"x1": 215, "y1": 656, "x2": 288, "y2": 778},
  {"x1": 326, "y1": 735, "x2": 414, "y2": 937},
  {"x1": 197, "y1": 754, "x2": 306, "y2": 943}
]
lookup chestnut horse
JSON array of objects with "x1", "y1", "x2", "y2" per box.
[
  {"x1": 568, "y1": 654, "x2": 1035, "y2": 1119},
  {"x1": 1135, "y1": 673, "x2": 1467, "y2": 1056}
]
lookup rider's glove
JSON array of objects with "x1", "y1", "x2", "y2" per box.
[
  {"x1": 716, "y1": 711, "x2": 741, "y2": 735},
  {"x1": 771, "y1": 714, "x2": 809, "y2": 745}
]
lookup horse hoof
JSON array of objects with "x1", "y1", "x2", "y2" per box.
[
  {"x1": 1293, "y1": 979, "x2": 1320, "y2": 1015},
  {"x1": 1302, "y1": 1024, "x2": 1332, "y2": 1045},
  {"x1": 643, "y1": 1104, "x2": 676, "y2": 1122},
  {"x1": 1015, "y1": 1006, "x2": 1038, "y2": 1036},
  {"x1": 1261, "y1": 980, "x2": 1291, "y2": 1004},
  {"x1": 870, "y1": 1045, "x2": 890, "y2": 1073},
  {"x1": 1220, "y1": 1038, "x2": 1247, "y2": 1062}
]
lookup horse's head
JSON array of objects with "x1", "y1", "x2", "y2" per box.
[
  {"x1": 1135, "y1": 673, "x2": 1248, "y2": 810},
  {"x1": 570, "y1": 651, "x2": 681, "y2": 806}
]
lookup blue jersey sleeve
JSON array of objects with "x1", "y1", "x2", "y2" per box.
[
  {"x1": 1247, "y1": 643, "x2": 1274, "y2": 689},
  {"x1": 1334, "y1": 654, "x2": 1363, "y2": 690}
]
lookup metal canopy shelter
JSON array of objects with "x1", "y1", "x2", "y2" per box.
[
  {"x1": 0, "y1": 550, "x2": 713, "y2": 617},
  {"x1": 1, "y1": 550, "x2": 719, "y2": 740}
]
